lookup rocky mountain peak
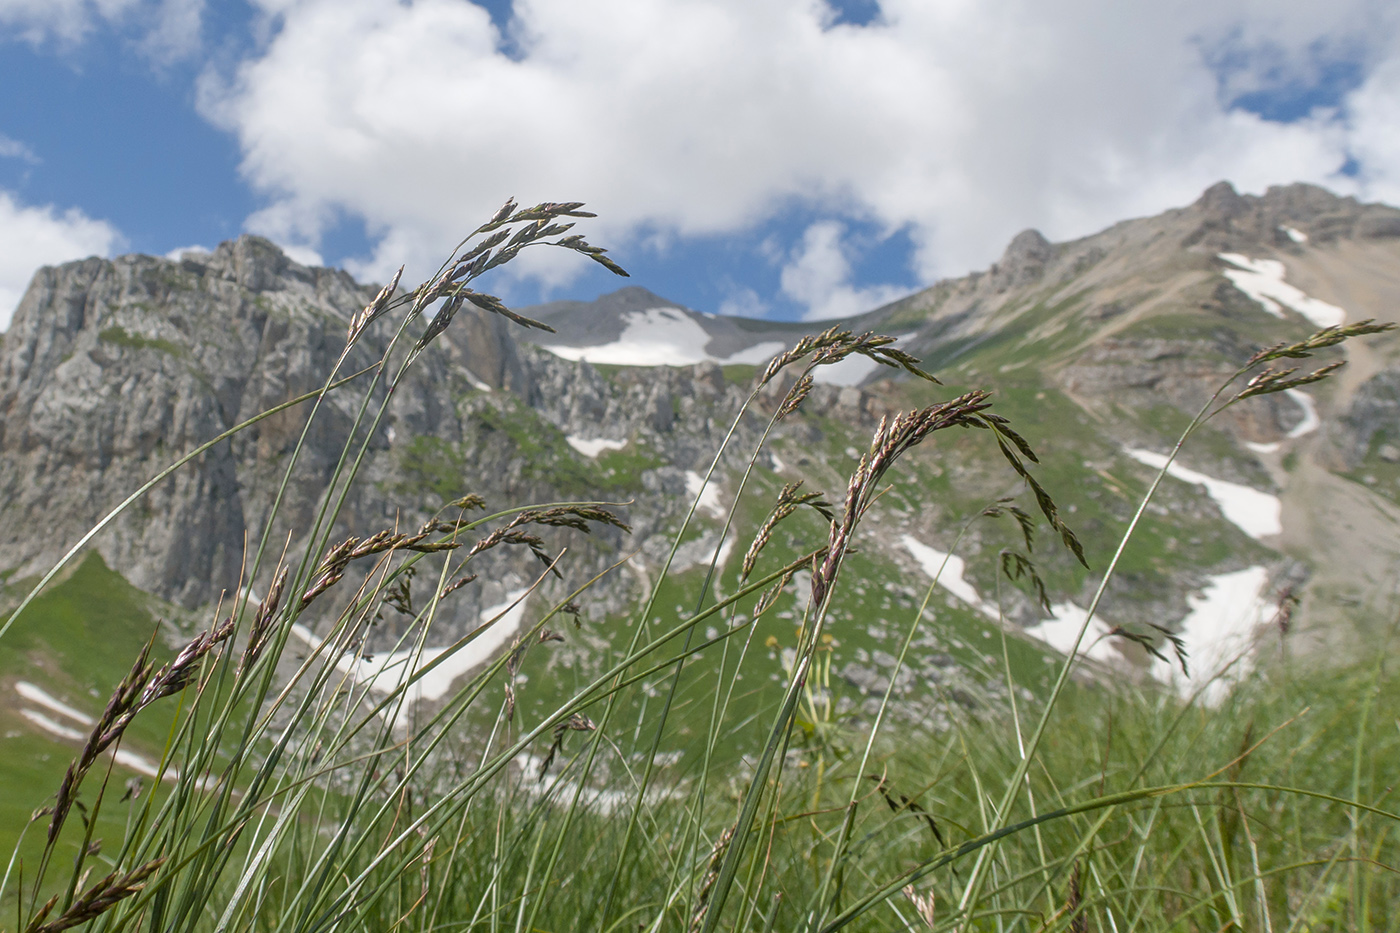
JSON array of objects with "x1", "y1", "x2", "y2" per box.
[
  {"x1": 1182, "y1": 180, "x2": 1400, "y2": 252},
  {"x1": 1194, "y1": 180, "x2": 1247, "y2": 218},
  {"x1": 587, "y1": 286, "x2": 686, "y2": 314},
  {"x1": 989, "y1": 228, "x2": 1053, "y2": 292},
  {"x1": 206, "y1": 235, "x2": 295, "y2": 292}
]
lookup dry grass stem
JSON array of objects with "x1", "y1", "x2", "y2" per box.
[
  {"x1": 902, "y1": 884, "x2": 936, "y2": 929},
  {"x1": 813, "y1": 392, "x2": 993, "y2": 610},
  {"x1": 25, "y1": 858, "x2": 164, "y2": 933},
  {"x1": 688, "y1": 823, "x2": 736, "y2": 933},
  {"x1": 742, "y1": 481, "x2": 832, "y2": 581}
]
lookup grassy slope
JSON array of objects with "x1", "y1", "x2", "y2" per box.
[
  {"x1": 0, "y1": 553, "x2": 176, "y2": 868},
  {"x1": 459, "y1": 358, "x2": 1282, "y2": 778}
]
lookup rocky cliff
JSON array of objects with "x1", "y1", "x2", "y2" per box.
[{"x1": 0, "y1": 237, "x2": 877, "y2": 641}]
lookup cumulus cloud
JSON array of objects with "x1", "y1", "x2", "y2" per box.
[
  {"x1": 0, "y1": 0, "x2": 203, "y2": 60},
  {"x1": 1347, "y1": 55, "x2": 1400, "y2": 206},
  {"x1": 198, "y1": 0, "x2": 1400, "y2": 307},
  {"x1": 780, "y1": 221, "x2": 908, "y2": 320},
  {"x1": 0, "y1": 133, "x2": 40, "y2": 164},
  {"x1": 164, "y1": 244, "x2": 210, "y2": 260},
  {"x1": 0, "y1": 190, "x2": 122, "y2": 330},
  {"x1": 717, "y1": 286, "x2": 769, "y2": 319}
]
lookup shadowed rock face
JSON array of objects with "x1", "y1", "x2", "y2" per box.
[
  {"x1": 991, "y1": 229, "x2": 1053, "y2": 291},
  {"x1": 1331, "y1": 368, "x2": 1400, "y2": 470},
  {"x1": 0, "y1": 238, "x2": 393, "y2": 606},
  {"x1": 0, "y1": 236, "x2": 872, "y2": 633}
]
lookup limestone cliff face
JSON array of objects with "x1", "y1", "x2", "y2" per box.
[
  {"x1": 0, "y1": 238, "x2": 373, "y2": 606},
  {"x1": 0, "y1": 237, "x2": 857, "y2": 634},
  {"x1": 0, "y1": 237, "x2": 564, "y2": 615}
]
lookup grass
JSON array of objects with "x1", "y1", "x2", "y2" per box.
[
  {"x1": 97, "y1": 325, "x2": 184, "y2": 357},
  {"x1": 0, "y1": 202, "x2": 1394, "y2": 933},
  {"x1": 0, "y1": 554, "x2": 177, "y2": 870}
]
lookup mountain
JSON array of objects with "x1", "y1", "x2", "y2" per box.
[
  {"x1": 2, "y1": 181, "x2": 1399, "y2": 757},
  {"x1": 515, "y1": 181, "x2": 1400, "y2": 649}
]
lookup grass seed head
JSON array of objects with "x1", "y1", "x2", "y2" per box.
[{"x1": 25, "y1": 858, "x2": 165, "y2": 933}]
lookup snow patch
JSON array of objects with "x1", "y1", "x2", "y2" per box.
[
  {"x1": 1024, "y1": 603, "x2": 1122, "y2": 665},
  {"x1": 1218, "y1": 253, "x2": 1346, "y2": 328},
  {"x1": 723, "y1": 341, "x2": 785, "y2": 365},
  {"x1": 1245, "y1": 389, "x2": 1318, "y2": 454},
  {"x1": 901, "y1": 535, "x2": 994, "y2": 617},
  {"x1": 902, "y1": 537, "x2": 1123, "y2": 665},
  {"x1": 669, "y1": 529, "x2": 736, "y2": 574},
  {"x1": 899, "y1": 534, "x2": 1274, "y2": 704},
  {"x1": 291, "y1": 589, "x2": 530, "y2": 712},
  {"x1": 1150, "y1": 567, "x2": 1272, "y2": 705},
  {"x1": 566, "y1": 436, "x2": 627, "y2": 458},
  {"x1": 1284, "y1": 388, "x2": 1319, "y2": 438},
  {"x1": 462, "y1": 368, "x2": 492, "y2": 392},
  {"x1": 542, "y1": 308, "x2": 711, "y2": 366},
  {"x1": 20, "y1": 709, "x2": 85, "y2": 742},
  {"x1": 16, "y1": 682, "x2": 94, "y2": 726},
  {"x1": 813, "y1": 354, "x2": 880, "y2": 387},
  {"x1": 1282, "y1": 226, "x2": 1308, "y2": 243},
  {"x1": 715, "y1": 532, "x2": 736, "y2": 569},
  {"x1": 685, "y1": 470, "x2": 726, "y2": 519},
  {"x1": 1125, "y1": 449, "x2": 1281, "y2": 539},
  {"x1": 20, "y1": 709, "x2": 169, "y2": 778},
  {"x1": 812, "y1": 333, "x2": 919, "y2": 386},
  {"x1": 540, "y1": 307, "x2": 784, "y2": 368}
]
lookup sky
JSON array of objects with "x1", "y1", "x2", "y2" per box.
[{"x1": 1, "y1": 0, "x2": 1398, "y2": 330}]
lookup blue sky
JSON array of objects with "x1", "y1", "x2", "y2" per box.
[{"x1": 1, "y1": 0, "x2": 1397, "y2": 329}]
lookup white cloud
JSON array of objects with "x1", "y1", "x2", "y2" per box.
[
  {"x1": 198, "y1": 0, "x2": 1400, "y2": 299},
  {"x1": 0, "y1": 0, "x2": 134, "y2": 46},
  {"x1": 0, "y1": 190, "x2": 122, "y2": 331},
  {"x1": 278, "y1": 242, "x2": 324, "y2": 267},
  {"x1": 164, "y1": 243, "x2": 210, "y2": 260},
  {"x1": 780, "y1": 221, "x2": 907, "y2": 320},
  {"x1": 0, "y1": 133, "x2": 40, "y2": 164},
  {"x1": 1347, "y1": 55, "x2": 1400, "y2": 206},
  {"x1": 138, "y1": 0, "x2": 205, "y2": 63},
  {"x1": 717, "y1": 286, "x2": 769, "y2": 319},
  {"x1": 0, "y1": 0, "x2": 203, "y2": 60}
]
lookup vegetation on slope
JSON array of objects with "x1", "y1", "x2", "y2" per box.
[{"x1": 0, "y1": 203, "x2": 1394, "y2": 933}]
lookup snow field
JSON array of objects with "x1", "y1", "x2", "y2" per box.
[
  {"x1": 290, "y1": 589, "x2": 530, "y2": 728},
  {"x1": 1218, "y1": 253, "x2": 1346, "y2": 328},
  {"x1": 901, "y1": 536, "x2": 1273, "y2": 702},
  {"x1": 566, "y1": 435, "x2": 627, "y2": 458},
  {"x1": 1149, "y1": 566, "x2": 1272, "y2": 706},
  {"x1": 684, "y1": 470, "x2": 727, "y2": 519},
  {"x1": 14, "y1": 681, "x2": 172, "y2": 779},
  {"x1": 901, "y1": 535, "x2": 1121, "y2": 665},
  {"x1": 1125, "y1": 448, "x2": 1281, "y2": 539},
  {"x1": 540, "y1": 306, "x2": 784, "y2": 368}
]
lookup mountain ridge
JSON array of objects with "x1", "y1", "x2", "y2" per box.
[{"x1": 2, "y1": 180, "x2": 1399, "y2": 703}]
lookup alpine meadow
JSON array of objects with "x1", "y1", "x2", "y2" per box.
[{"x1": 1, "y1": 181, "x2": 1399, "y2": 933}]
